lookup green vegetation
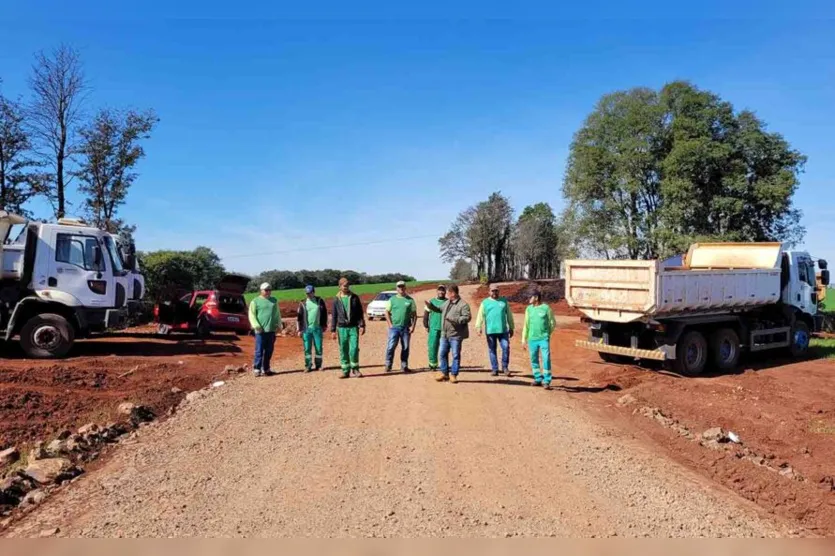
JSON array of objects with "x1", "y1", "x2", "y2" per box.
[
  {"x1": 822, "y1": 289, "x2": 834, "y2": 311},
  {"x1": 244, "y1": 280, "x2": 440, "y2": 303},
  {"x1": 810, "y1": 337, "x2": 835, "y2": 359}
]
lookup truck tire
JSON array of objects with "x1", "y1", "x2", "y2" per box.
[
  {"x1": 710, "y1": 328, "x2": 741, "y2": 372},
  {"x1": 788, "y1": 321, "x2": 811, "y2": 358},
  {"x1": 599, "y1": 352, "x2": 633, "y2": 364},
  {"x1": 20, "y1": 313, "x2": 75, "y2": 359},
  {"x1": 673, "y1": 330, "x2": 708, "y2": 376}
]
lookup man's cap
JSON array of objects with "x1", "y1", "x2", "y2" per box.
[
  {"x1": 489, "y1": 284, "x2": 499, "y2": 291},
  {"x1": 396, "y1": 280, "x2": 406, "y2": 287},
  {"x1": 260, "y1": 282, "x2": 272, "y2": 291},
  {"x1": 305, "y1": 285, "x2": 315, "y2": 294},
  {"x1": 437, "y1": 284, "x2": 447, "y2": 290}
]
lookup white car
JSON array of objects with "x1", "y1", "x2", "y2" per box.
[{"x1": 367, "y1": 291, "x2": 397, "y2": 321}]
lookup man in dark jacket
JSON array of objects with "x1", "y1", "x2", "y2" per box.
[
  {"x1": 424, "y1": 284, "x2": 471, "y2": 384},
  {"x1": 297, "y1": 285, "x2": 328, "y2": 372},
  {"x1": 330, "y1": 277, "x2": 366, "y2": 378}
]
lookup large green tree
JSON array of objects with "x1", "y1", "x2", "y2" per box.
[
  {"x1": 564, "y1": 81, "x2": 805, "y2": 259},
  {"x1": 138, "y1": 246, "x2": 226, "y2": 300},
  {"x1": 0, "y1": 91, "x2": 43, "y2": 216}
]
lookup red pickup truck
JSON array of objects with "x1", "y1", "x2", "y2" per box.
[{"x1": 154, "y1": 275, "x2": 251, "y2": 337}]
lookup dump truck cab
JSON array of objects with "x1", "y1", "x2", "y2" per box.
[{"x1": 0, "y1": 212, "x2": 137, "y2": 358}]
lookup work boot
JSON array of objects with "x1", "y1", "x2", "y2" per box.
[
  {"x1": 435, "y1": 372, "x2": 449, "y2": 382},
  {"x1": 532, "y1": 380, "x2": 542, "y2": 387},
  {"x1": 352, "y1": 368, "x2": 363, "y2": 378},
  {"x1": 543, "y1": 383, "x2": 552, "y2": 390},
  {"x1": 339, "y1": 371, "x2": 350, "y2": 379},
  {"x1": 304, "y1": 367, "x2": 312, "y2": 373},
  {"x1": 449, "y1": 375, "x2": 458, "y2": 384},
  {"x1": 490, "y1": 370, "x2": 499, "y2": 377},
  {"x1": 402, "y1": 367, "x2": 412, "y2": 374},
  {"x1": 385, "y1": 367, "x2": 393, "y2": 373},
  {"x1": 503, "y1": 368, "x2": 511, "y2": 377}
]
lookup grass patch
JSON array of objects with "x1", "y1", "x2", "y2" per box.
[
  {"x1": 810, "y1": 337, "x2": 835, "y2": 359},
  {"x1": 244, "y1": 280, "x2": 441, "y2": 303}
]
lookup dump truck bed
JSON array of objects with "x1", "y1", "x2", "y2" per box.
[{"x1": 565, "y1": 243, "x2": 784, "y2": 324}]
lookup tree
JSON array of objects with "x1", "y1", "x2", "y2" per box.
[
  {"x1": 449, "y1": 259, "x2": 473, "y2": 281},
  {"x1": 0, "y1": 91, "x2": 42, "y2": 216},
  {"x1": 28, "y1": 44, "x2": 88, "y2": 219},
  {"x1": 564, "y1": 81, "x2": 806, "y2": 260},
  {"x1": 515, "y1": 202, "x2": 559, "y2": 279},
  {"x1": 138, "y1": 246, "x2": 226, "y2": 300},
  {"x1": 74, "y1": 108, "x2": 158, "y2": 234},
  {"x1": 439, "y1": 192, "x2": 515, "y2": 281}
]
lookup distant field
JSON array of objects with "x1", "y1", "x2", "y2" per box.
[
  {"x1": 244, "y1": 280, "x2": 440, "y2": 303},
  {"x1": 822, "y1": 288, "x2": 834, "y2": 311}
]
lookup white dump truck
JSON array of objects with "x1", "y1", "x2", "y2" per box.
[
  {"x1": 1, "y1": 211, "x2": 142, "y2": 358},
  {"x1": 565, "y1": 242, "x2": 829, "y2": 375}
]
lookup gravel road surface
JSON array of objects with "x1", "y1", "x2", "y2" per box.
[{"x1": 6, "y1": 286, "x2": 788, "y2": 537}]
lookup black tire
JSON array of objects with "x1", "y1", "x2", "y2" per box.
[
  {"x1": 673, "y1": 330, "x2": 708, "y2": 376},
  {"x1": 599, "y1": 352, "x2": 634, "y2": 364},
  {"x1": 709, "y1": 328, "x2": 741, "y2": 372},
  {"x1": 788, "y1": 321, "x2": 811, "y2": 358},
  {"x1": 19, "y1": 313, "x2": 75, "y2": 359},
  {"x1": 196, "y1": 318, "x2": 211, "y2": 338}
]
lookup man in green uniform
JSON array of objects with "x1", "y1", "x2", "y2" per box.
[
  {"x1": 422, "y1": 285, "x2": 447, "y2": 371},
  {"x1": 384, "y1": 280, "x2": 418, "y2": 372},
  {"x1": 248, "y1": 282, "x2": 283, "y2": 377},
  {"x1": 297, "y1": 284, "x2": 328, "y2": 372},
  {"x1": 475, "y1": 284, "x2": 514, "y2": 376},
  {"x1": 522, "y1": 289, "x2": 557, "y2": 389},
  {"x1": 330, "y1": 277, "x2": 365, "y2": 378}
]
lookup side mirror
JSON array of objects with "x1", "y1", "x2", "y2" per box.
[
  {"x1": 822, "y1": 269, "x2": 830, "y2": 287},
  {"x1": 93, "y1": 246, "x2": 103, "y2": 270}
]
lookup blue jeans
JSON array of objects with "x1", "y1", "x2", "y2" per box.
[
  {"x1": 385, "y1": 326, "x2": 411, "y2": 370},
  {"x1": 486, "y1": 332, "x2": 510, "y2": 371},
  {"x1": 439, "y1": 336, "x2": 462, "y2": 376},
  {"x1": 253, "y1": 332, "x2": 276, "y2": 373}
]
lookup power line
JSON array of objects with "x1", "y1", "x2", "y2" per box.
[{"x1": 220, "y1": 234, "x2": 438, "y2": 260}]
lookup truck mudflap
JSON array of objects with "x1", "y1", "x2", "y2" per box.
[
  {"x1": 575, "y1": 339, "x2": 672, "y2": 361},
  {"x1": 105, "y1": 308, "x2": 128, "y2": 329}
]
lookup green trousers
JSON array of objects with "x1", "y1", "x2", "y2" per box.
[
  {"x1": 529, "y1": 339, "x2": 552, "y2": 384},
  {"x1": 427, "y1": 329, "x2": 442, "y2": 369},
  {"x1": 302, "y1": 327, "x2": 323, "y2": 370},
  {"x1": 337, "y1": 326, "x2": 360, "y2": 375}
]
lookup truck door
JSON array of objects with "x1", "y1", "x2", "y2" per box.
[
  {"x1": 49, "y1": 231, "x2": 112, "y2": 307},
  {"x1": 790, "y1": 254, "x2": 817, "y2": 316}
]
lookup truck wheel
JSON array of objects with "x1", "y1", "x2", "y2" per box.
[
  {"x1": 599, "y1": 352, "x2": 633, "y2": 364},
  {"x1": 20, "y1": 313, "x2": 75, "y2": 359},
  {"x1": 674, "y1": 330, "x2": 708, "y2": 376},
  {"x1": 788, "y1": 321, "x2": 810, "y2": 358},
  {"x1": 710, "y1": 328, "x2": 741, "y2": 371}
]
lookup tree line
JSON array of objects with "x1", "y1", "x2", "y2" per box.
[
  {"x1": 0, "y1": 44, "x2": 157, "y2": 235},
  {"x1": 440, "y1": 80, "x2": 806, "y2": 281},
  {"x1": 245, "y1": 269, "x2": 416, "y2": 293},
  {"x1": 138, "y1": 246, "x2": 416, "y2": 300}
]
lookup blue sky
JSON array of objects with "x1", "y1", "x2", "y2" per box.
[{"x1": 1, "y1": 1, "x2": 834, "y2": 279}]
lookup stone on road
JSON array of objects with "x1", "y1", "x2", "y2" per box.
[{"x1": 5, "y1": 286, "x2": 786, "y2": 537}]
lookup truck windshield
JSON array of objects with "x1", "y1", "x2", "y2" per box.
[{"x1": 104, "y1": 235, "x2": 125, "y2": 273}]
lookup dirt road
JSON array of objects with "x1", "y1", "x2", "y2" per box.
[{"x1": 5, "y1": 286, "x2": 790, "y2": 537}]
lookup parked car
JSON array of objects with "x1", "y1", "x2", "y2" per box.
[
  {"x1": 366, "y1": 290, "x2": 396, "y2": 321},
  {"x1": 154, "y1": 274, "x2": 251, "y2": 337}
]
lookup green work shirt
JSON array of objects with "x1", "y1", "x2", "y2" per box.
[
  {"x1": 305, "y1": 298, "x2": 321, "y2": 329},
  {"x1": 476, "y1": 297, "x2": 514, "y2": 335},
  {"x1": 522, "y1": 303, "x2": 556, "y2": 343},
  {"x1": 427, "y1": 298, "x2": 445, "y2": 331},
  {"x1": 248, "y1": 295, "x2": 281, "y2": 333},
  {"x1": 340, "y1": 294, "x2": 351, "y2": 316},
  {"x1": 385, "y1": 294, "x2": 417, "y2": 327}
]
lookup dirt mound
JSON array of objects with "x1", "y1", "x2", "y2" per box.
[
  {"x1": 474, "y1": 280, "x2": 580, "y2": 316},
  {"x1": 0, "y1": 331, "x2": 299, "y2": 450}
]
